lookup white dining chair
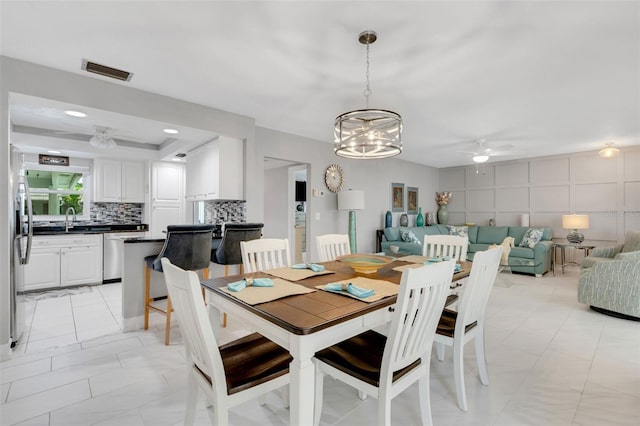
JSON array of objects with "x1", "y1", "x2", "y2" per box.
[
  {"x1": 433, "y1": 246, "x2": 502, "y2": 411},
  {"x1": 313, "y1": 260, "x2": 456, "y2": 426},
  {"x1": 423, "y1": 234, "x2": 468, "y2": 261},
  {"x1": 160, "y1": 258, "x2": 292, "y2": 426},
  {"x1": 316, "y1": 233, "x2": 351, "y2": 262},
  {"x1": 240, "y1": 238, "x2": 291, "y2": 273}
]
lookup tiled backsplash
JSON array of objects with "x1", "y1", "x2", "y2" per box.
[
  {"x1": 203, "y1": 200, "x2": 246, "y2": 224},
  {"x1": 90, "y1": 203, "x2": 143, "y2": 223}
]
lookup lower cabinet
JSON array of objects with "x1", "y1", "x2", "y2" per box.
[{"x1": 24, "y1": 235, "x2": 103, "y2": 291}]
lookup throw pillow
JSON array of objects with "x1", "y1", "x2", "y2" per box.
[
  {"x1": 519, "y1": 228, "x2": 544, "y2": 248},
  {"x1": 400, "y1": 229, "x2": 422, "y2": 245},
  {"x1": 448, "y1": 225, "x2": 468, "y2": 238}
]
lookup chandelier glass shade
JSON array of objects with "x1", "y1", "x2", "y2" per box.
[
  {"x1": 89, "y1": 132, "x2": 116, "y2": 149},
  {"x1": 598, "y1": 143, "x2": 620, "y2": 158},
  {"x1": 334, "y1": 31, "x2": 402, "y2": 159}
]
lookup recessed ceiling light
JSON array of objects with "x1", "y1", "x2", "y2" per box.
[
  {"x1": 48, "y1": 150, "x2": 61, "y2": 154},
  {"x1": 64, "y1": 110, "x2": 87, "y2": 118},
  {"x1": 163, "y1": 128, "x2": 179, "y2": 135}
]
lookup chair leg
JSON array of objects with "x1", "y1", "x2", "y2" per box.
[
  {"x1": 453, "y1": 341, "x2": 467, "y2": 411},
  {"x1": 184, "y1": 370, "x2": 198, "y2": 426},
  {"x1": 377, "y1": 389, "x2": 392, "y2": 426},
  {"x1": 419, "y1": 372, "x2": 433, "y2": 426},
  {"x1": 144, "y1": 265, "x2": 151, "y2": 330},
  {"x1": 436, "y1": 342, "x2": 445, "y2": 361},
  {"x1": 164, "y1": 296, "x2": 172, "y2": 346},
  {"x1": 475, "y1": 331, "x2": 490, "y2": 385},
  {"x1": 314, "y1": 365, "x2": 324, "y2": 426}
]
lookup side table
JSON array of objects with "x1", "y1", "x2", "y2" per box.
[{"x1": 553, "y1": 242, "x2": 596, "y2": 275}]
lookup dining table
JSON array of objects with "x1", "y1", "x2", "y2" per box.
[{"x1": 201, "y1": 257, "x2": 472, "y2": 425}]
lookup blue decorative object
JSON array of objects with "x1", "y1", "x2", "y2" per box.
[
  {"x1": 416, "y1": 207, "x2": 424, "y2": 227},
  {"x1": 385, "y1": 210, "x2": 392, "y2": 228}
]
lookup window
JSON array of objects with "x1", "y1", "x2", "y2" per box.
[{"x1": 26, "y1": 168, "x2": 87, "y2": 218}]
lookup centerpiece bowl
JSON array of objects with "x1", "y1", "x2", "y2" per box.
[{"x1": 337, "y1": 254, "x2": 395, "y2": 274}]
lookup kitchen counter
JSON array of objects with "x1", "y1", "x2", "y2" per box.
[{"x1": 33, "y1": 223, "x2": 148, "y2": 235}]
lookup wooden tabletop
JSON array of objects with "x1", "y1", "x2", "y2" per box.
[{"x1": 202, "y1": 259, "x2": 472, "y2": 336}]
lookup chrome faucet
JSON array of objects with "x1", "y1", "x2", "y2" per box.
[{"x1": 65, "y1": 207, "x2": 77, "y2": 232}]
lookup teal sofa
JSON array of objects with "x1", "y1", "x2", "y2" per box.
[
  {"x1": 380, "y1": 225, "x2": 553, "y2": 277},
  {"x1": 578, "y1": 231, "x2": 640, "y2": 320}
]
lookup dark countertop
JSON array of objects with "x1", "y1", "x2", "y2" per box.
[
  {"x1": 125, "y1": 237, "x2": 223, "y2": 248},
  {"x1": 33, "y1": 223, "x2": 148, "y2": 235}
]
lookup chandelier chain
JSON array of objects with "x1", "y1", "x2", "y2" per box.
[{"x1": 364, "y1": 41, "x2": 371, "y2": 108}]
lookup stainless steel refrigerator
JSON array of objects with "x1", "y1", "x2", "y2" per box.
[{"x1": 10, "y1": 145, "x2": 32, "y2": 347}]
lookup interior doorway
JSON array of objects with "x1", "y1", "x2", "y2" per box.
[{"x1": 263, "y1": 158, "x2": 310, "y2": 262}]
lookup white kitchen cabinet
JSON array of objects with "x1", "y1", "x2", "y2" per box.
[
  {"x1": 24, "y1": 247, "x2": 61, "y2": 290},
  {"x1": 24, "y1": 235, "x2": 103, "y2": 291},
  {"x1": 185, "y1": 136, "x2": 243, "y2": 201},
  {"x1": 150, "y1": 161, "x2": 185, "y2": 237},
  {"x1": 94, "y1": 159, "x2": 145, "y2": 202}
]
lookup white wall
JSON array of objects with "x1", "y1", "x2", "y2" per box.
[
  {"x1": 264, "y1": 166, "x2": 289, "y2": 238},
  {"x1": 439, "y1": 147, "x2": 640, "y2": 244}
]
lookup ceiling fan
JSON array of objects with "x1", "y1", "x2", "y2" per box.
[
  {"x1": 459, "y1": 138, "x2": 515, "y2": 163},
  {"x1": 88, "y1": 126, "x2": 117, "y2": 149}
]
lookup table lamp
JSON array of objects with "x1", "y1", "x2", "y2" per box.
[
  {"x1": 338, "y1": 189, "x2": 365, "y2": 253},
  {"x1": 562, "y1": 214, "x2": 589, "y2": 244}
]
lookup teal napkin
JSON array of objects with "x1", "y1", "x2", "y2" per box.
[
  {"x1": 324, "y1": 282, "x2": 375, "y2": 298},
  {"x1": 227, "y1": 277, "x2": 274, "y2": 292},
  {"x1": 454, "y1": 263, "x2": 462, "y2": 272},
  {"x1": 292, "y1": 263, "x2": 325, "y2": 272}
]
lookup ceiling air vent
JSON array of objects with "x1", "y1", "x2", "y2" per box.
[{"x1": 81, "y1": 59, "x2": 133, "y2": 82}]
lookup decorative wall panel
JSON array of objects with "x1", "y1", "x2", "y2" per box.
[
  {"x1": 466, "y1": 166, "x2": 494, "y2": 188},
  {"x1": 495, "y1": 162, "x2": 529, "y2": 186},
  {"x1": 624, "y1": 182, "x2": 640, "y2": 210},
  {"x1": 496, "y1": 187, "x2": 529, "y2": 211},
  {"x1": 574, "y1": 183, "x2": 617, "y2": 211},
  {"x1": 531, "y1": 158, "x2": 569, "y2": 183},
  {"x1": 624, "y1": 151, "x2": 640, "y2": 181},
  {"x1": 532, "y1": 185, "x2": 569, "y2": 211},
  {"x1": 467, "y1": 189, "x2": 494, "y2": 211},
  {"x1": 571, "y1": 156, "x2": 617, "y2": 183},
  {"x1": 439, "y1": 168, "x2": 465, "y2": 189}
]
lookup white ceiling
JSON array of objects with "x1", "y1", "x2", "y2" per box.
[{"x1": 1, "y1": 1, "x2": 638, "y2": 167}]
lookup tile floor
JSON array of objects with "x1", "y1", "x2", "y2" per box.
[{"x1": 1, "y1": 267, "x2": 639, "y2": 425}]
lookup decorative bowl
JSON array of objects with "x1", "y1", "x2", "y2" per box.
[{"x1": 337, "y1": 254, "x2": 396, "y2": 274}]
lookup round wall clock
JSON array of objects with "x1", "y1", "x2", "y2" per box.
[{"x1": 324, "y1": 164, "x2": 344, "y2": 193}]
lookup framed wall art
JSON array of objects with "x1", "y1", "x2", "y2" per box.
[
  {"x1": 391, "y1": 183, "x2": 404, "y2": 212},
  {"x1": 407, "y1": 187, "x2": 418, "y2": 214}
]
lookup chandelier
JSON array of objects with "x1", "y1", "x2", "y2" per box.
[{"x1": 334, "y1": 31, "x2": 402, "y2": 159}]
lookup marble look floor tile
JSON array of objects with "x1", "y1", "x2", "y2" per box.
[
  {"x1": 91, "y1": 409, "x2": 145, "y2": 426},
  {"x1": 0, "y1": 358, "x2": 51, "y2": 384},
  {"x1": 26, "y1": 333, "x2": 78, "y2": 354},
  {"x1": 75, "y1": 325, "x2": 121, "y2": 343},
  {"x1": 8, "y1": 356, "x2": 120, "y2": 402},
  {"x1": 51, "y1": 337, "x2": 142, "y2": 370},
  {"x1": 79, "y1": 331, "x2": 138, "y2": 350},
  {"x1": 573, "y1": 381, "x2": 640, "y2": 426},
  {"x1": 0, "y1": 380, "x2": 90, "y2": 425},
  {"x1": 27, "y1": 323, "x2": 76, "y2": 342},
  {"x1": 13, "y1": 413, "x2": 50, "y2": 426},
  {"x1": 2, "y1": 382, "x2": 10, "y2": 403},
  {"x1": 89, "y1": 366, "x2": 167, "y2": 397},
  {"x1": 1, "y1": 344, "x2": 81, "y2": 370}
]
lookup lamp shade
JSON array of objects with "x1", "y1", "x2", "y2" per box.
[
  {"x1": 562, "y1": 214, "x2": 589, "y2": 230},
  {"x1": 338, "y1": 190, "x2": 365, "y2": 211}
]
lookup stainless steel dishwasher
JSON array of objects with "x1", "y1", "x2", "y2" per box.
[{"x1": 103, "y1": 232, "x2": 146, "y2": 283}]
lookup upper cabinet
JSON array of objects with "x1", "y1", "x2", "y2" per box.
[
  {"x1": 94, "y1": 159, "x2": 146, "y2": 203},
  {"x1": 185, "y1": 136, "x2": 243, "y2": 201}
]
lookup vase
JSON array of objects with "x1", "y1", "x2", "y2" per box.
[
  {"x1": 437, "y1": 205, "x2": 448, "y2": 225},
  {"x1": 416, "y1": 207, "x2": 424, "y2": 227},
  {"x1": 385, "y1": 210, "x2": 392, "y2": 228},
  {"x1": 400, "y1": 213, "x2": 408, "y2": 227}
]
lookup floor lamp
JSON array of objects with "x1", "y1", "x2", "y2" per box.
[{"x1": 338, "y1": 189, "x2": 365, "y2": 254}]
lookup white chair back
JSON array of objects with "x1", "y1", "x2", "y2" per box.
[
  {"x1": 423, "y1": 234, "x2": 468, "y2": 261},
  {"x1": 381, "y1": 259, "x2": 456, "y2": 384},
  {"x1": 160, "y1": 258, "x2": 226, "y2": 398},
  {"x1": 241, "y1": 238, "x2": 291, "y2": 273},
  {"x1": 316, "y1": 234, "x2": 351, "y2": 262},
  {"x1": 458, "y1": 246, "x2": 502, "y2": 328}
]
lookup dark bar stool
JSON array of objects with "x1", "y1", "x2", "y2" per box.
[
  {"x1": 144, "y1": 224, "x2": 215, "y2": 345},
  {"x1": 212, "y1": 223, "x2": 264, "y2": 327}
]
